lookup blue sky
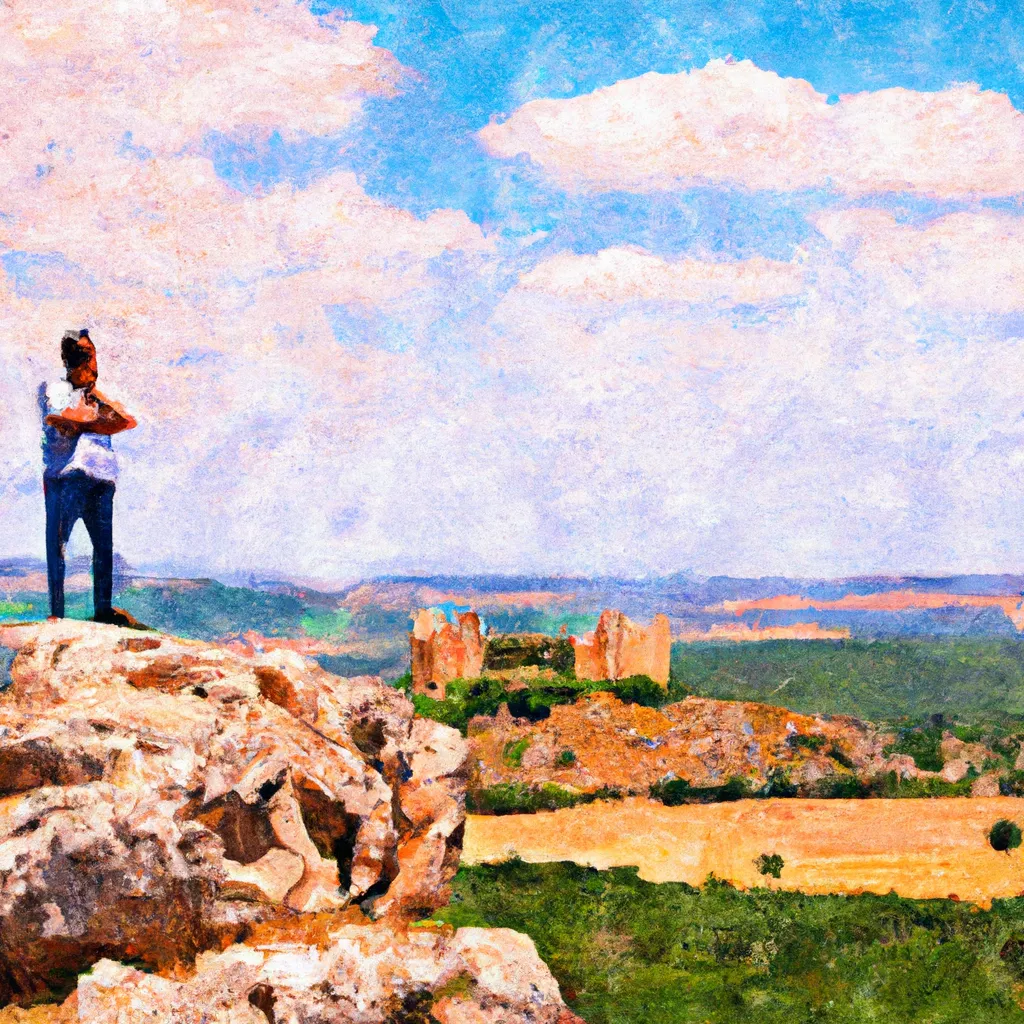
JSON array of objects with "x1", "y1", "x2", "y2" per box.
[
  {"x1": 207, "y1": 0, "x2": 1024, "y2": 275},
  {"x1": 6, "y1": 0, "x2": 1024, "y2": 579}
]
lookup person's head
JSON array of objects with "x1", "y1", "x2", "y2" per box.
[{"x1": 61, "y1": 330, "x2": 97, "y2": 389}]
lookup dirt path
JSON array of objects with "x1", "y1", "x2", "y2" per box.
[{"x1": 463, "y1": 796, "x2": 1024, "y2": 906}]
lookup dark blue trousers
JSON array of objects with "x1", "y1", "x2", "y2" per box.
[{"x1": 44, "y1": 471, "x2": 115, "y2": 619}]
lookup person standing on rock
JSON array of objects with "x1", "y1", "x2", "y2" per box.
[{"x1": 39, "y1": 329, "x2": 137, "y2": 624}]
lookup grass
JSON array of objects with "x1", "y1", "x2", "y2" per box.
[
  {"x1": 503, "y1": 737, "x2": 532, "y2": 768},
  {"x1": 467, "y1": 783, "x2": 622, "y2": 815},
  {"x1": 439, "y1": 859, "x2": 1024, "y2": 1024},
  {"x1": 672, "y1": 638, "x2": 1024, "y2": 729},
  {"x1": 299, "y1": 607, "x2": 352, "y2": 639},
  {"x1": 406, "y1": 673, "x2": 669, "y2": 735},
  {"x1": 884, "y1": 724, "x2": 946, "y2": 772}
]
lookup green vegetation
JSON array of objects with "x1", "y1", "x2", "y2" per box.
[
  {"x1": 408, "y1": 674, "x2": 668, "y2": 735},
  {"x1": 755, "y1": 853, "x2": 784, "y2": 879},
  {"x1": 788, "y1": 733, "x2": 827, "y2": 752},
  {"x1": 484, "y1": 633, "x2": 575, "y2": 674},
  {"x1": 812, "y1": 770, "x2": 976, "y2": 799},
  {"x1": 299, "y1": 607, "x2": 352, "y2": 639},
  {"x1": 113, "y1": 582, "x2": 307, "y2": 640},
  {"x1": 884, "y1": 723, "x2": 946, "y2": 772},
  {"x1": 0, "y1": 599, "x2": 33, "y2": 618},
  {"x1": 439, "y1": 860, "x2": 1024, "y2": 1023},
  {"x1": 650, "y1": 776, "x2": 751, "y2": 805},
  {"x1": 672, "y1": 637, "x2": 1024, "y2": 729},
  {"x1": 990, "y1": 819, "x2": 1023, "y2": 853},
  {"x1": 502, "y1": 737, "x2": 532, "y2": 768},
  {"x1": 557, "y1": 749, "x2": 577, "y2": 767},
  {"x1": 466, "y1": 783, "x2": 621, "y2": 815},
  {"x1": 645, "y1": 768, "x2": 979, "y2": 805}
]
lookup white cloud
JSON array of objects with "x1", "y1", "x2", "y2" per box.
[
  {"x1": 5, "y1": 3, "x2": 1024, "y2": 580},
  {"x1": 517, "y1": 247, "x2": 805, "y2": 305},
  {"x1": 0, "y1": 0, "x2": 499, "y2": 578},
  {"x1": 480, "y1": 58, "x2": 1024, "y2": 198},
  {"x1": 816, "y1": 209, "x2": 1024, "y2": 313}
]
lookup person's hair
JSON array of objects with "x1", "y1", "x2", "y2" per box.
[{"x1": 61, "y1": 331, "x2": 94, "y2": 370}]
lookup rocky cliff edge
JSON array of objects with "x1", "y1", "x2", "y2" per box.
[{"x1": 0, "y1": 621, "x2": 579, "y2": 1024}]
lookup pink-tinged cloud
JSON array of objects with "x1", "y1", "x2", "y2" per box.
[
  {"x1": 517, "y1": 247, "x2": 805, "y2": 305},
  {"x1": 0, "y1": 0, "x2": 501, "y2": 579},
  {"x1": 480, "y1": 58, "x2": 1024, "y2": 198},
  {"x1": 0, "y1": 0, "x2": 399, "y2": 187},
  {"x1": 816, "y1": 210, "x2": 1024, "y2": 314}
]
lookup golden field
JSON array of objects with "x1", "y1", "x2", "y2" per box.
[{"x1": 464, "y1": 796, "x2": 1024, "y2": 906}]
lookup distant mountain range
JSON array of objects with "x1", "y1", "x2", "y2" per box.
[{"x1": 3, "y1": 560, "x2": 1024, "y2": 681}]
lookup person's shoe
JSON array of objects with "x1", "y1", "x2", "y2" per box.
[{"x1": 94, "y1": 607, "x2": 152, "y2": 630}]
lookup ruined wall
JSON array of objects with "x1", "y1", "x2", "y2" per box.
[
  {"x1": 571, "y1": 609, "x2": 671, "y2": 687},
  {"x1": 410, "y1": 607, "x2": 484, "y2": 699}
]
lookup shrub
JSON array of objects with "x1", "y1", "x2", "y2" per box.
[
  {"x1": 605, "y1": 675, "x2": 668, "y2": 708},
  {"x1": 502, "y1": 737, "x2": 531, "y2": 768},
  {"x1": 1001, "y1": 937, "x2": 1024, "y2": 981},
  {"x1": 466, "y1": 783, "x2": 621, "y2": 815},
  {"x1": 883, "y1": 725, "x2": 945, "y2": 773},
  {"x1": 506, "y1": 682, "x2": 588, "y2": 722},
  {"x1": 651, "y1": 776, "x2": 749, "y2": 806},
  {"x1": 789, "y1": 733, "x2": 826, "y2": 752},
  {"x1": 989, "y1": 819, "x2": 1022, "y2": 853},
  {"x1": 827, "y1": 744, "x2": 856, "y2": 770},
  {"x1": 812, "y1": 775, "x2": 872, "y2": 799},
  {"x1": 408, "y1": 672, "x2": 672, "y2": 734},
  {"x1": 867, "y1": 771, "x2": 973, "y2": 799},
  {"x1": 1001, "y1": 771, "x2": 1024, "y2": 797},
  {"x1": 755, "y1": 853, "x2": 784, "y2": 879},
  {"x1": 557, "y1": 749, "x2": 577, "y2": 767},
  {"x1": 759, "y1": 768, "x2": 798, "y2": 797},
  {"x1": 484, "y1": 635, "x2": 574, "y2": 673}
]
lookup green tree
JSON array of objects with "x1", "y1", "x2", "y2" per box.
[
  {"x1": 755, "y1": 853, "x2": 784, "y2": 879},
  {"x1": 989, "y1": 818, "x2": 1022, "y2": 853}
]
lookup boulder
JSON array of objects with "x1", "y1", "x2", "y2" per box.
[
  {"x1": 0, "y1": 621, "x2": 468, "y2": 1004},
  {"x1": 0, "y1": 923, "x2": 582, "y2": 1024}
]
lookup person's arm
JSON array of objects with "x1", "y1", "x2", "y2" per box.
[
  {"x1": 44, "y1": 390, "x2": 137, "y2": 436},
  {"x1": 83, "y1": 388, "x2": 137, "y2": 435}
]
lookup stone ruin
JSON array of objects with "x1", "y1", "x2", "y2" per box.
[
  {"x1": 571, "y1": 609, "x2": 671, "y2": 688},
  {"x1": 410, "y1": 607, "x2": 484, "y2": 699},
  {"x1": 410, "y1": 606, "x2": 671, "y2": 696}
]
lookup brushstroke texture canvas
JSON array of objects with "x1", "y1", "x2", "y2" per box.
[{"x1": 6, "y1": 1, "x2": 1024, "y2": 1021}]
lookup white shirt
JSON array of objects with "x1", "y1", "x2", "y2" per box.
[{"x1": 41, "y1": 380, "x2": 119, "y2": 483}]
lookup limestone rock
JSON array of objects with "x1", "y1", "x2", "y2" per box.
[
  {"x1": 0, "y1": 621, "x2": 469, "y2": 1005},
  {"x1": 570, "y1": 610, "x2": 671, "y2": 688},
  {"x1": 940, "y1": 758, "x2": 971, "y2": 783},
  {"x1": 411, "y1": 608, "x2": 484, "y2": 700},
  {"x1": 0, "y1": 923, "x2": 579, "y2": 1024},
  {"x1": 470, "y1": 692, "x2": 887, "y2": 796},
  {"x1": 972, "y1": 773, "x2": 1002, "y2": 797}
]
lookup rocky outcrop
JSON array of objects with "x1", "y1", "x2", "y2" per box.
[
  {"x1": 0, "y1": 923, "x2": 584, "y2": 1024},
  {"x1": 0, "y1": 620, "x2": 540, "y2": 1012},
  {"x1": 571, "y1": 610, "x2": 671, "y2": 688},
  {"x1": 469, "y1": 692, "x2": 893, "y2": 796},
  {"x1": 411, "y1": 608, "x2": 484, "y2": 699}
]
